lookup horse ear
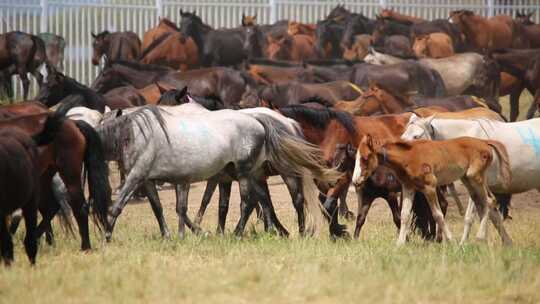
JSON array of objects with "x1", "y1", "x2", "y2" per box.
[
  {"x1": 91, "y1": 32, "x2": 97, "y2": 39},
  {"x1": 179, "y1": 86, "x2": 188, "y2": 98},
  {"x1": 242, "y1": 13, "x2": 246, "y2": 26},
  {"x1": 115, "y1": 109, "x2": 123, "y2": 118}
]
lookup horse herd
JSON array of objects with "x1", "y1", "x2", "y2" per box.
[{"x1": 1, "y1": 6, "x2": 540, "y2": 266}]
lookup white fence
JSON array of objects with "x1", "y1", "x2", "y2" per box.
[{"x1": 1, "y1": 0, "x2": 540, "y2": 100}]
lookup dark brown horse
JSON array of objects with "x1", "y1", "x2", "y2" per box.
[
  {"x1": 142, "y1": 18, "x2": 179, "y2": 50},
  {"x1": 91, "y1": 31, "x2": 141, "y2": 66},
  {"x1": 380, "y1": 9, "x2": 425, "y2": 24},
  {"x1": 0, "y1": 123, "x2": 47, "y2": 265},
  {"x1": 239, "y1": 81, "x2": 362, "y2": 108},
  {"x1": 515, "y1": 11, "x2": 540, "y2": 47},
  {"x1": 103, "y1": 85, "x2": 147, "y2": 109},
  {"x1": 37, "y1": 33, "x2": 65, "y2": 72},
  {"x1": 0, "y1": 31, "x2": 46, "y2": 100},
  {"x1": 267, "y1": 34, "x2": 318, "y2": 61},
  {"x1": 0, "y1": 103, "x2": 111, "y2": 251}
]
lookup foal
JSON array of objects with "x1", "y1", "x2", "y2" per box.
[{"x1": 352, "y1": 135, "x2": 513, "y2": 246}]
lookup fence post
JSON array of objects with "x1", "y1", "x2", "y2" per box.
[
  {"x1": 269, "y1": 0, "x2": 277, "y2": 24},
  {"x1": 379, "y1": 0, "x2": 387, "y2": 9},
  {"x1": 40, "y1": 0, "x2": 48, "y2": 33},
  {"x1": 156, "y1": 0, "x2": 163, "y2": 19},
  {"x1": 487, "y1": 0, "x2": 494, "y2": 17}
]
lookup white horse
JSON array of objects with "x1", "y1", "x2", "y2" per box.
[
  {"x1": 401, "y1": 114, "x2": 540, "y2": 244},
  {"x1": 98, "y1": 104, "x2": 338, "y2": 240}
]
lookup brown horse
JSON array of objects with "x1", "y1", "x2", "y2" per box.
[
  {"x1": 243, "y1": 62, "x2": 314, "y2": 85},
  {"x1": 525, "y1": 55, "x2": 540, "y2": 118},
  {"x1": 91, "y1": 31, "x2": 141, "y2": 65},
  {"x1": 413, "y1": 33, "x2": 455, "y2": 59},
  {"x1": 0, "y1": 103, "x2": 111, "y2": 251},
  {"x1": 267, "y1": 34, "x2": 318, "y2": 61},
  {"x1": 353, "y1": 135, "x2": 512, "y2": 245},
  {"x1": 0, "y1": 123, "x2": 51, "y2": 265},
  {"x1": 380, "y1": 9, "x2": 425, "y2": 24},
  {"x1": 515, "y1": 11, "x2": 540, "y2": 48},
  {"x1": 449, "y1": 10, "x2": 528, "y2": 52},
  {"x1": 139, "y1": 31, "x2": 199, "y2": 71},
  {"x1": 142, "y1": 18, "x2": 179, "y2": 50},
  {"x1": 103, "y1": 85, "x2": 147, "y2": 109}
]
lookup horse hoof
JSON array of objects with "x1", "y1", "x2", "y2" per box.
[{"x1": 105, "y1": 232, "x2": 112, "y2": 242}]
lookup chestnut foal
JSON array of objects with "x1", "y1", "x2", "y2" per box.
[{"x1": 352, "y1": 135, "x2": 513, "y2": 246}]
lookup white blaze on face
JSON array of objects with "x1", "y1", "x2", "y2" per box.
[{"x1": 352, "y1": 149, "x2": 363, "y2": 186}]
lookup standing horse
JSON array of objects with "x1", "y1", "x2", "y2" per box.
[
  {"x1": 413, "y1": 33, "x2": 455, "y2": 59},
  {"x1": 139, "y1": 31, "x2": 198, "y2": 71},
  {"x1": 267, "y1": 34, "x2": 318, "y2": 62},
  {"x1": 98, "y1": 105, "x2": 338, "y2": 240},
  {"x1": 340, "y1": 14, "x2": 376, "y2": 49},
  {"x1": 0, "y1": 104, "x2": 111, "y2": 251},
  {"x1": 352, "y1": 135, "x2": 512, "y2": 246},
  {"x1": 515, "y1": 11, "x2": 540, "y2": 47},
  {"x1": 0, "y1": 31, "x2": 46, "y2": 100},
  {"x1": 449, "y1": 10, "x2": 529, "y2": 52},
  {"x1": 91, "y1": 31, "x2": 141, "y2": 66},
  {"x1": 401, "y1": 115, "x2": 540, "y2": 240},
  {"x1": 142, "y1": 18, "x2": 180, "y2": 50}
]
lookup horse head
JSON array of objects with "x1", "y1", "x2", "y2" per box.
[
  {"x1": 242, "y1": 14, "x2": 257, "y2": 27},
  {"x1": 401, "y1": 113, "x2": 436, "y2": 141},
  {"x1": 36, "y1": 63, "x2": 67, "y2": 107},
  {"x1": 91, "y1": 30, "x2": 111, "y2": 66}
]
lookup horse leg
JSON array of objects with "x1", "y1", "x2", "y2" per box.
[
  {"x1": 252, "y1": 178, "x2": 289, "y2": 237},
  {"x1": 22, "y1": 198, "x2": 38, "y2": 265},
  {"x1": 338, "y1": 183, "x2": 355, "y2": 221},
  {"x1": 0, "y1": 216, "x2": 14, "y2": 266},
  {"x1": 460, "y1": 198, "x2": 477, "y2": 245},
  {"x1": 8, "y1": 210, "x2": 22, "y2": 235},
  {"x1": 175, "y1": 183, "x2": 201, "y2": 238},
  {"x1": 495, "y1": 193, "x2": 512, "y2": 220},
  {"x1": 353, "y1": 186, "x2": 375, "y2": 239},
  {"x1": 509, "y1": 88, "x2": 522, "y2": 122},
  {"x1": 397, "y1": 185, "x2": 415, "y2": 246},
  {"x1": 18, "y1": 69, "x2": 30, "y2": 100},
  {"x1": 35, "y1": 181, "x2": 59, "y2": 247},
  {"x1": 65, "y1": 183, "x2": 91, "y2": 250},
  {"x1": 144, "y1": 181, "x2": 170, "y2": 239},
  {"x1": 283, "y1": 176, "x2": 305, "y2": 236},
  {"x1": 488, "y1": 191, "x2": 513, "y2": 246},
  {"x1": 526, "y1": 89, "x2": 540, "y2": 119},
  {"x1": 107, "y1": 171, "x2": 145, "y2": 241},
  {"x1": 233, "y1": 177, "x2": 257, "y2": 237},
  {"x1": 217, "y1": 181, "x2": 232, "y2": 234},
  {"x1": 387, "y1": 192, "x2": 401, "y2": 232},
  {"x1": 461, "y1": 178, "x2": 489, "y2": 244},
  {"x1": 194, "y1": 179, "x2": 218, "y2": 226},
  {"x1": 422, "y1": 186, "x2": 452, "y2": 243},
  {"x1": 447, "y1": 183, "x2": 465, "y2": 216}
]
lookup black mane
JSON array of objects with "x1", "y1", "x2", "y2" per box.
[{"x1": 279, "y1": 104, "x2": 357, "y2": 136}]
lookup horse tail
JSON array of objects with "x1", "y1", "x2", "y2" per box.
[
  {"x1": 74, "y1": 120, "x2": 112, "y2": 231},
  {"x1": 253, "y1": 114, "x2": 342, "y2": 234},
  {"x1": 32, "y1": 111, "x2": 65, "y2": 146},
  {"x1": 428, "y1": 68, "x2": 447, "y2": 97},
  {"x1": 485, "y1": 140, "x2": 512, "y2": 189}
]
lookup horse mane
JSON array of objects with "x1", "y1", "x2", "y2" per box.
[
  {"x1": 299, "y1": 96, "x2": 334, "y2": 107},
  {"x1": 160, "y1": 18, "x2": 180, "y2": 31},
  {"x1": 110, "y1": 59, "x2": 173, "y2": 72},
  {"x1": 279, "y1": 105, "x2": 357, "y2": 136},
  {"x1": 58, "y1": 75, "x2": 107, "y2": 113},
  {"x1": 94, "y1": 30, "x2": 110, "y2": 39},
  {"x1": 139, "y1": 32, "x2": 173, "y2": 59}
]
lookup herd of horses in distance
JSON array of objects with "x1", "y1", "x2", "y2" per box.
[{"x1": 1, "y1": 4, "x2": 540, "y2": 266}]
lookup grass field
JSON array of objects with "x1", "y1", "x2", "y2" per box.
[{"x1": 1, "y1": 94, "x2": 540, "y2": 303}]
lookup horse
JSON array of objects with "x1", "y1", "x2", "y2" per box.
[
  {"x1": 179, "y1": 10, "x2": 246, "y2": 67},
  {"x1": 91, "y1": 31, "x2": 141, "y2": 66},
  {"x1": 37, "y1": 65, "x2": 107, "y2": 114},
  {"x1": 351, "y1": 61, "x2": 447, "y2": 98},
  {"x1": 365, "y1": 50, "x2": 501, "y2": 112},
  {"x1": 142, "y1": 18, "x2": 179, "y2": 50},
  {"x1": 139, "y1": 31, "x2": 199, "y2": 71},
  {"x1": 239, "y1": 81, "x2": 362, "y2": 108},
  {"x1": 315, "y1": 19, "x2": 345, "y2": 59},
  {"x1": 287, "y1": 21, "x2": 317, "y2": 38},
  {"x1": 352, "y1": 135, "x2": 512, "y2": 246},
  {"x1": 0, "y1": 31, "x2": 46, "y2": 100},
  {"x1": 371, "y1": 17, "x2": 413, "y2": 56},
  {"x1": 411, "y1": 19, "x2": 465, "y2": 52},
  {"x1": 243, "y1": 25, "x2": 268, "y2": 59},
  {"x1": 243, "y1": 61, "x2": 316, "y2": 85},
  {"x1": 515, "y1": 11, "x2": 540, "y2": 47},
  {"x1": 449, "y1": 10, "x2": 529, "y2": 52},
  {"x1": 326, "y1": 4, "x2": 352, "y2": 23},
  {"x1": 413, "y1": 33, "x2": 454, "y2": 59},
  {"x1": 37, "y1": 33, "x2": 65, "y2": 72},
  {"x1": 103, "y1": 85, "x2": 147, "y2": 109},
  {"x1": 0, "y1": 106, "x2": 111, "y2": 251},
  {"x1": 0, "y1": 124, "x2": 54, "y2": 265},
  {"x1": 92, "y1": 61, "x2": 250, "y2": 108},
  {"x1": 401, "y1": 115, "x2": 540, "y2": 240},
  {"x1": 266, "y1": 34, "x2": 318, "y2": 62},
  {"x1": 490, "y1": 48, "x2": 540, "y2": 120},
  {"x1": 278, "y1": 105, "x2": 443, "y2": 240},
  {"x1": 380, "y1": 9, "x2": 425, "y2": 24},
  {"x1": 98, "y1": 104, "x2": 339, "y2": 240}
]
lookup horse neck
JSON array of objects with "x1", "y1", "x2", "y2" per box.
[{"x1": 460, "y1": 16, "x2": 484, "y2": 46}]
